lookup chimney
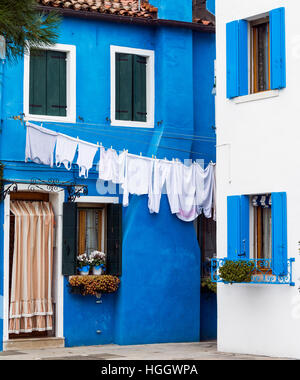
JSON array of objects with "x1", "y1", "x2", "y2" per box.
[{"x1": 193, "y1": 0, "x2": 215, "y2": 23}]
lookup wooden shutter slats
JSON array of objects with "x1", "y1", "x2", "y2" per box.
[
  {"x1": 29, "y1": 49, "x2": 67, "y2": 117},
  {"x1": 62, "y1": 202, "x2": 78, "y2": 276},
  {"x1": 106, "y1": 204, "x2": 122, "y2": 276},
  {"x1": 115, "y1": 53, "x2": 133, "y2": 121},
  {"x1": 133, "y1": 54, "x2": 147, "y2": 122}
]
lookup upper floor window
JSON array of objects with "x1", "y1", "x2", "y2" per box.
[
  {"x1": 110, "y1": 46, "x2": 155, "y2": 128},
  {"x1": 226, "y1": 7, "x2": 286, "y2": 99},
  {"x1": 250, "y1": 18, "x2": 270, "y2": 94},
  {"x1": 24, "y1": 44, "x2": 76, "y2": 123}
]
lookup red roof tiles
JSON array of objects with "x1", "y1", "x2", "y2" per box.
[{"x1": 37, "y1": 0, "x2": 158, "y2": 19}]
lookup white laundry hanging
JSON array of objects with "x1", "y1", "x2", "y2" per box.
[
  {"x1": 122, "y1": 154, "x2": 154, "y2": 207},
  {"x1": 148, "y1": 159, "x2": 172, "y2": 214},
  {"x1": 25, "y1": 122, "x2": 58, "y2": 167},
  {"x1": 194, "y1": 162, "x2": 215, "y2": 219},
  {"x1": 176, "y1": 163, "x2": 198, "y2": 222},
  {"x1": 76, "y1": 140, "x2": 99, "y2": 179},
  {"x1": 98, "y1": 146, "x2": 126, "y2": 184},
  {"x1": 55, "y1": 133, "x2": 78, "y2": 171}
]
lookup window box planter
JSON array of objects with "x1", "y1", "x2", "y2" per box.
[
  {"x1": 68, "y1": 275, "x2": 121, "y2": 297},
  {"x1": 211, "y1": 258, "x2": 295, "y2": 286}
]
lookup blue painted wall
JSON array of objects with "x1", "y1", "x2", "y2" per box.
[
  {"x1": 207, "y1": 0, "x2": 216, "y2": 15},
  {"x1": 151, "y1": 0, "x2": 193, "y2": 22},
  {"x1": 0, "y1": 12, "x2": 216, "y2": 348}
]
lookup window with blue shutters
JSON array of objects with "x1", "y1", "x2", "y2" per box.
[
  {"x1": 226, "y1": 7, "x2": 286, "y2": 99},
  {"x1": 226, "y1": 193, "x2": 288, "y2": 278}
]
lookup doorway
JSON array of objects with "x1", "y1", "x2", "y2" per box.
[{"x1": 3, "y1": 185, "x2": 64, "y2": 347}]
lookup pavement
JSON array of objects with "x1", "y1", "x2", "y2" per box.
[{"x1": 0, "y1": 341, "x2": 293, "y2": 360}]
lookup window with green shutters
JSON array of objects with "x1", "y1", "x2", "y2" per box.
[
  {"x1": 115, "y1": 53, "x2": 147, "y2": 123},
  {"x1": 29, "y1": 49, "x2": 67, "y2": 117}
]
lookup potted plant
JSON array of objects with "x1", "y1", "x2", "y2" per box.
[
  {"x1": 219, "y1": 260, "x2": 255, "y2": 284},
  {"x1": 77, "y1": 253, "x2": 91, "y2": 276},
  {"x1": 90, "y1": 250, "x2": 106, "y2": 275}
]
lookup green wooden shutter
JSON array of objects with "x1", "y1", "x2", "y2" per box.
[
  {"x1": 46, "y1": 51, "x2": 67, "y2": 117},
  {"x1": 115, "y1": 53, "x2": 133, "y2": 121},
  {"x1": 106, "y1": 203, "x2": 122, "y2": 276},
  {"x1": 62, "y1": 202, "x2": 78, "y2": 275},
  {"x1": 133, "y1": 55, "x2": 147, "y2": 122},
  {"x1": 29, "y1": 49, "x2": 47, "y2": 115}
]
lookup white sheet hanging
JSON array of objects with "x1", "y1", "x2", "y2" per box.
[
  {"x1": 55, "y1": 134, "x2": 78, "y2": 171},
  {"x1": 98, "y1": 146, "x2": 126, "y2": 184},
  {"x1": 122, "y1": 154, "x2": 153, "y2": 207},
  {"x1": 25, "y1": 122, "x2": 58, "y2": 167},
  {"x1": 176, "y1": 163, "x2": 197, "y2": 222},
  {"x1": 76, "y1": 141, "x2": 98, "y2": 179}
]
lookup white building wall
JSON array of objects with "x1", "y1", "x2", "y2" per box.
[{"x1": 216, "y1": 0, "x2": 300, "y2": 359}]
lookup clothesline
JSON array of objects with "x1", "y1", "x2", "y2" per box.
[
  {"x1": 20, "y1": 119, "x2": 217, "y2": 143},
  {"x1": 25, "y1": 122, "x2": 216, "y2": 222}
]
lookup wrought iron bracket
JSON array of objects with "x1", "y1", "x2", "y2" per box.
[{"x1": 0, "y1": 182, "x2": 18, "y2": 201}]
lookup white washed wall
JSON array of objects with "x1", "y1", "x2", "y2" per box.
[{"x1": 216, "y1": 0, "x2": 300, "y2": 359}]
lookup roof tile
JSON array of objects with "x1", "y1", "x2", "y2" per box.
[{"x1": 37, "y1": 0, "x2": 158, "y2": 19}]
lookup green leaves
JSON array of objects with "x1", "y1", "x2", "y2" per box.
[
  {"x1": 219, "y1": 260, "x2": 255, "y2": 284},
  {"x1": 0, "y1": 0, "x2": 61, "y2": 61}
]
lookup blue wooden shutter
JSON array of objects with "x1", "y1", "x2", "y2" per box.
[
  {"x1": 227, "y1": 196, "x2": 241, "y2": 260},
  {"x1": 272, "y1": 192, "x2": 288, "y2": 276},
  {"x1": 227, "y1": 195, "x2": 249, "y2": 260},
  {"x1": 270, "y1": 7, "x2": 286, "y2": 90},
  {"x1": 226, "y1": 21, "x2": 239, "y2": 99},
  {"x1": 226, "y1": 20, "x2": 248, "y2": 99},
  {"x1": 238, "y1": 20, "x2": 249, "y2": 97}
]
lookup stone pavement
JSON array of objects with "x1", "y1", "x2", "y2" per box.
[{"x1": 0, "y1": 341, "x2": 293, "y2": 360}]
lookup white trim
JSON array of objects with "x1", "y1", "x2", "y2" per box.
[
  {"x1": 110, "y1": 45, "x2": 155, "y2": 129},
  {"x1": 75, "y1": 196, "x2": 119, "y2": 204},
  {"x1": 3, "y1": 185, "x2": 65, "y2": 342},
  {"x1": 23, "y1": 44, "x2": 76, "y2": 124},
  {"x1": 232, "y1": 90, "x2": 279, "y2": 104}
]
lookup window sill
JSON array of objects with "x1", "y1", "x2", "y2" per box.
[
  {"x1": 110, "y1": 119, "x2": 154, "y2": 129},
  {"x1": 24, "y1": 114, "x2": 76, "y2": 124},
  {"x1": 232, "y1": 90, "x2": 279, "y2": 104}
]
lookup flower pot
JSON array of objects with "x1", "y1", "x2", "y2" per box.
[
  {"x1": 79, "y1": 265, "x2": 90, "y2": 275},
  {"x1": 92, "y1": 266, "x2": 103, "y2": 275}
]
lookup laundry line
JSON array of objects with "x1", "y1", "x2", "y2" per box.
[
  {"x1": 24, "y1": 121, "x2": 214, "y2": 158},
  {"x1": 21, "y1": 118, "x2": 217, "y2": 143},
  {"x1": 25, "y1": 122, "x2": 216, "y2": 222}
]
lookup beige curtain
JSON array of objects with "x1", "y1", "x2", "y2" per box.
[{"x1": 9, "y1": 201, "x2": 54, "y2": 334}]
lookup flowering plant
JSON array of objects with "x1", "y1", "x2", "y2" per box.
[
  {"x1": 89, "y1": 250, "x2": 106, "y2": 267},
  {"x1": 68, "y1": 275, "x2": 120, "y2": 296},
  {"x1": 77, "y1": 253, "x2": 92, "y2": 269}
]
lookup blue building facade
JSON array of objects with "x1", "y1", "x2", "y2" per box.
[{"x1": 0, "y1": 0, "x2": 216, "y2": 350}]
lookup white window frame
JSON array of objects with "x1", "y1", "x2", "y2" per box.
[
  {"x1": 23, "y1": 43, "x2": 76, "y2": 123},
  {"x1": 110, "y1": 45, "x2": 155, "y2": 129}
]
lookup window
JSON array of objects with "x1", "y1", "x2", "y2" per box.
[
  {"x1": 62, "y1": 202, "x2": 122, "y2": 276},
  {"x1": 77, "y1": 207, "x2": 105, "y2": 256},
  {"x1": 195, "y1": 215, "x2": 216, "y2": 278},
  {"x1": 111, "y1": 46, "x2": 155, "y2": 128},
  {"x1": 250, "y1": 19, "x2": 270, "y2": 94},
  {"x1": 226, "y1": 7, "x2": 286, "y2": 99},
  {"x1": 227, "y1": 193, "x2": 287, "y2": 276},
  {"x1": 252, "y1": 195, "x2": 272, "y2": 261},
  {"x1": 24, "y1": 44, "x2": 76, "y2": 123}
]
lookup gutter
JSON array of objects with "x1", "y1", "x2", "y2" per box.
[{"x1": 36, "y1": 6, "x2": 215, "y2": 33}]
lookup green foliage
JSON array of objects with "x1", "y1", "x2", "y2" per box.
[
  {"x1": 0, "y1": 0, "x2": 61, "y2": 61},
  {"x1": 201, "y1": 277, "x2": 217, "y2": 294},
  {"x1": 219, "y1": 260, "x2": 255, "y2": 284}
]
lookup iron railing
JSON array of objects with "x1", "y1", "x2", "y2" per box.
[{"x1": 211, "y1": 258, "x2": 295, "y2": 286}]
